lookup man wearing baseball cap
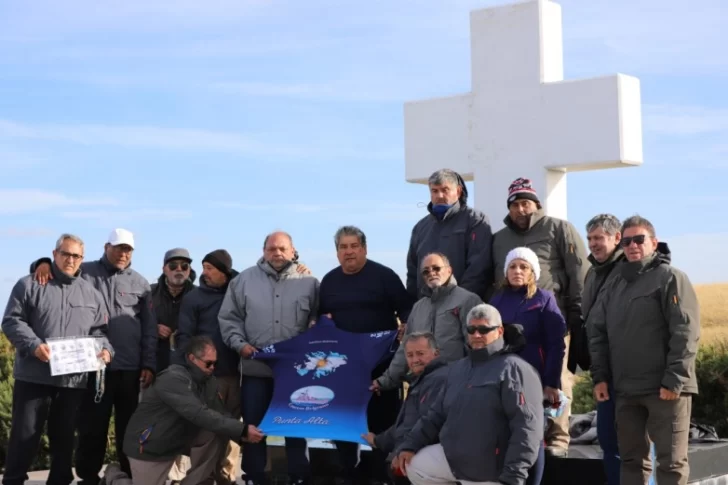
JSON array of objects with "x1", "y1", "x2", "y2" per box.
[
  {"x1": 28, "y1": 228, "x2": 157, "y2": 484},
  {"x1": 490, "y1": 177, "x2": 588, "y2": 458}
]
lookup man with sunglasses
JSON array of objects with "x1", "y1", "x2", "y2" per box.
[
  {"x1": 375, "y1": 252, "x2": 481, "y2": 392},
  {"x1": 150, "y1": 248, "x2": 197, "y2": 373},
  {"x1": 392, "y1": 304, "x2": 543, "y2": 485},
  {"x1": 28, "y1": 228, "x2": 156, "y2": 484},
  {"x1": 588, "y1": 215, "x2": 700, "y2": 485},
  {"x1": 105, "y1": 336, "x2": 264, "y2": 485}
]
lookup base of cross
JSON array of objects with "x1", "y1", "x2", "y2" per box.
[{"x1": 265, "y1": 440, "x2": 728, "y2": 485}]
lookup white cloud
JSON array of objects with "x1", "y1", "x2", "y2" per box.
[
  {"x1": 0, "y1": 119, "x2": 400, "y2": 162},
  {"x1": 0, "y1": 227, "x2": 54, "y2": 238},
  {"x1": 0, "y1": 189, "x2": 118, "y2": 214},
  {"x1": 61, "y1": 208, "x2": 194, "y2": 223}
]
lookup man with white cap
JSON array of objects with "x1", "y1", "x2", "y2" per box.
[
  {"x1": 490, "y1": 178, "x2": 588, "y2": 458},
  {"x1": 29, "y1": 228, "x2": 157, "y2": 484}
]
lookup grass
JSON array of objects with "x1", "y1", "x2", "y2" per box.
[{"x1": 696, "y1": 283, "x2": 728, "y2": 345}]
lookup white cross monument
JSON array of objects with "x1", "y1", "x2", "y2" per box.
[{"x1": 404, "y1": 0, "x2": 643, "y2": 230}]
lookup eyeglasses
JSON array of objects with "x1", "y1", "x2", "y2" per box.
[
  {"x1": 467, "y1": 325, "x2": 499, "y2": 335},
  {"x1": 200, "y1": 359, "x2": 216, "y2": 369},
  {"x1": 422, "y1": 265, "x2": 446, "y2": 276},
  {"x1": 59, "y1": 250, "x2": 83, "y2": 261},
  {"x1": 620, "y1": 235, "x2": 647, "y2": 247},
  {"x1": 168, "y1": 262, "x2": 190, "y2": 271}
]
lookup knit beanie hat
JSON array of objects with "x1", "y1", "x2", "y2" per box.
[
  {"x1": 504, "y1": 247, "x2": 541, "y2": 282},
  {"x1": 202, "y1": 249, "x2": 233, "y2": 277},
  {"x1": 507, "y1": 177, "x2": 541, "y2": 207}
]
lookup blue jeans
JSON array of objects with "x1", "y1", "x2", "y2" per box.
[
  {"x1": 597, "y1": 388, "x2": 656, "y2": 485},
  {"x1": 240, "y1": 376, "x2": 310, "y2": 484}
]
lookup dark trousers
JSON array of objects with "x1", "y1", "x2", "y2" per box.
[
  {"x1": 334, "y1": 383, "x2": 402, "y2": 482},
  {"x1": 615, "y1": 394, "x2": 691, "y2": 485},
  {"x1": 3, "y1": 380, "x2": 85, "y2": 485},
  {"x1": 241, "y1": 376, "x2": 310, "y2": 484},
  {"x1": 75, "y1": 370, "x2": 141, "y2": 484}
]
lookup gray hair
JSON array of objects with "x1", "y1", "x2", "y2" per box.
[
  {"x1": 334, "y1": 226, "x2": 367, "y2": 248},
  {"x1": 263, "y1": 231, "x2": 294, "y2": 249},
  {"x1": 55, "y1": 233, "x2": 84, "y2": 250},
  {"x1": 420, "y1": 252, "x2": 450, "y2": 270},
  {"x1": 428, "y1": 169, "x2": 460, "y2": 187},
  {"x1": 185, "y1": 335, "x2": 215, "y2": 358},
  {"x1": 622, "y1": 215, "x2": 656, "y2": 238},
  {"x1": 466, "y1": 304, "x2": 503, "y2": 328},
  {"x1": 586, "y1": 214, "x2": 621, "y2": 236},
  {"x1": 402, "y1": 331, "x2": 438, "y2": 350}
]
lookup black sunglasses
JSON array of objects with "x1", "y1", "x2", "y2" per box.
[
  {"x1": 200, "y1": 359, "x2": 216, "y2": 369},
  {"x1": 620, "y1": 235, "x2": 647, "y2": 247},
  {"x1": 168, "y1": 261, "x2": 190, "y2": 271},
  {"x1": 467, "y1": 325, "x2": 499, "y2": 335},
  {"x1": 421, "y1": 265, "x2": 445, "y2": 276}
]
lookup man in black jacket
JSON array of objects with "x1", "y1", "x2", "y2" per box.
[
  {"x1": 104, "y1": 336, "x2": 264, "y2": 485},
  {"x1": 177, "y1": 249, "x2": 241, "y2": 485},
  {"x1": 362, "y1": 332, "x2": 448, "y2": 478}
]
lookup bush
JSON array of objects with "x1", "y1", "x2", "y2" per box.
[
  {"x1": 0, "y1": 334, "x2": 118, "y2": 473},
  {"x1": 571, "y1": 341, "x2": 728, "y2": 438}
]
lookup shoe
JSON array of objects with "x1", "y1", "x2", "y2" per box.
[{"x1": 544, "y1": 447, "x2": 569, "y2": 458}]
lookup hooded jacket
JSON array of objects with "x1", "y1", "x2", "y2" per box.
[
  {"x1": 150, "y1": 269, "x2": 197, "y2": 371},
  {"x1": 376, "y1": 276, "x2": 482, "y2": 390},
  {"x1": 406, "y1": 178, "x2": 494, "y2": 299},
  {"x1": 491, "y1": 210, "x2": 588, "y2": 331},
  {"x1": 2, "y1": 263, "x2": 113, "y2": 388},
  {"x1": 398, "y1": 325, "x2": 543, "y2": 485},
  {"x1": 176, "y1": 271, "x2": 240, "y2": 377},
  {"x1": 489, "y1": 287, "x2": 566, "y2": 389},
  {"x1": 122, "y1": 361, "x2": 246, "y2": 462},
  {"x1": 374, "y1": 358, "x2": 449, "y2": 457},
  {"x1": 218, "y1": 258, "x2": 319, "y2": 378},
  {"x1": 30, "y1": 255, "x2": 156, "y2": 372},
  {"x1": 587, "y1": 243, "x2": 701, "y2": 397}
]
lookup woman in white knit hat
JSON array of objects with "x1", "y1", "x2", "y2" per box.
[{"x1": 489, "y1": 246, "x2": 567, "y2": 485}]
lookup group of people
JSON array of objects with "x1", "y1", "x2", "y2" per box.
[{"x1": 1, "y1": 168, "x2": 700, "y2": 485}]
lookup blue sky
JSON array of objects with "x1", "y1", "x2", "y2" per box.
[{"x1": 1, "y1": 0, "x2": 726, "y2": 304}]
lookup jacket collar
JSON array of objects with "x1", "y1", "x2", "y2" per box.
[
  {"x1": 469, "y1": 337, "x2": 506, "y2": 362},
  {"x1": 427, "y1": 200, "x2": 463, "y2": 222},
  {"x1": 407, "y1": 357, "x2": 448, "y2": 385},
  {"x1": 257, "y1": 257, "x2": 298, "y2": 280},
  {"x1": 588, "y1": 248, "x2": 625, "y2": 273},
  {"x1": 182, "y1": 361, "x2": 211, "y2": 385},
  {"x1": 50, "y1": 262, "x2": 78, "y2": 285},
  {"x1": 421, "y1": 275, "x2": 458, "y2": 301}
]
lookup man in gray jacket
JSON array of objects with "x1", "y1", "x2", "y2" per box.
[
  {"x1": 103, "y1": 335, "x2": 264, "y2": 485},
  {"x1": 392, "y1": 304, "x2": 543, "y2": 485},
  {"x1": 2, "y1": 233, "x2": 113, "y2": 485},
  {"x1": 375, "y1": 253, "x2": 481, "y2": 390},
  {"x1": 29, "y1": 228, "x2": 157, "y2": 483},
  {"x1": 219, "y1": 231, "x2": 319, "y2": 485},
  {"x1": 588, "y1": 215, "x2": 700, "y2": 485},
  {"x1": 406, "y1": 168, "x2": 493, "y2": 299}
]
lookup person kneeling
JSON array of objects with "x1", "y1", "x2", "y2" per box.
[
  {"x1": 392, "y1": 304, "x2": 544, "y2": 485},
  {"x1": 105, "y1": 336, "x2": 263, "y2": 485}
]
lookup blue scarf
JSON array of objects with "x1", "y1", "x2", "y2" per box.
[{"x1": 431, "y1": 203, "x2": 454, "y2": 219}]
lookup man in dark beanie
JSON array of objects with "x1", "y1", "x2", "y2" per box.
[
  {"x1": 490, "y1": 176, "x2": 588, "y2": 458},
  {"x1": 176, "y1": 249, "x2": 241, "y2": 485},
  {"x1": 406, "y1": 168, "x2": 494, "y2": 299}
]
